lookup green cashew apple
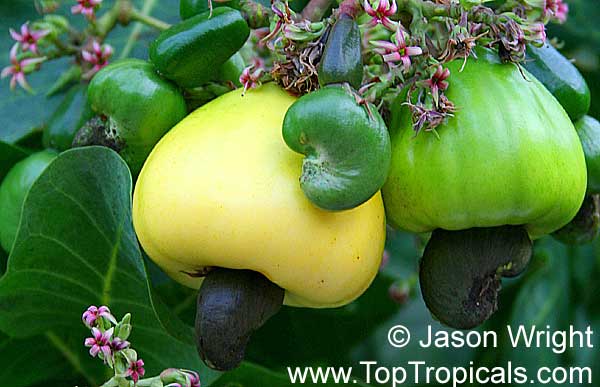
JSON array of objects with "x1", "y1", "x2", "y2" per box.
[
  {"x1": 81, "y1": 59, "x2": 187, "y2": 175},
  {"x1": 384, "y1": 48, "x2": 587, "y2": 329},
  {"x1": 384, "y1": 49, "x2": 586, "y2": 239}
]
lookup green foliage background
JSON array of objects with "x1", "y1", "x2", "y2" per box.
[{"x1": 0, "y1": 1, "x2": 599, "y2": 386}]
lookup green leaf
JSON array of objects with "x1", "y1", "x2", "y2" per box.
[
  {"x1": 0, "y1": 141, "x2": 29, "y2": 181},
  {"x1": 0, "y1": 147, "x2": 219, "y2": 385},
  {"x1": 0, "y1": 332, "x2": 73, "y2": 386}
]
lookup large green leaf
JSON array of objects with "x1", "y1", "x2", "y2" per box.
[
  {"x1": 0, "y1": 332, "x2": 73, "y2": 386},
  {"x1": 0, "y1": 147, "x2": 219, "y2": 385},
  {"x1": 0, "y1": 0, "x2": 180, "y2": 145}
]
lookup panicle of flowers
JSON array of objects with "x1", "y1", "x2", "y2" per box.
[
  {"x1": 81, "y1": 305, "x2": 201, "y2": 387},
  {"x1": 370, "y1": 27, "x2": 423, "y2": 72},
  {"x1": 1, "y1": 43, "x2": 46, "y2": 92},
  {"x1": 71, "y1": 0, "x2": 103, "y2": 21},
  {"x1": 9, "y1": 22, "x2": 50, "y2": 55},
  {"x1": 82, "y1": 40, "x2": 113, "y2": 79},
  {"x1": 363, "y1": 0, "x2": 398, "y2": 31}
]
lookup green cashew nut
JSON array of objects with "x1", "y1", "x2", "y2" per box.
[
  {"x1": 575, "y1": 115, "x2": 600, "y2": 194},
  {"x1": 282, "y1": 86, "x2": 391, "y2": 211},
  {"x1": 216, "y1": 52, "x2": 246, "y2": 86},
  {"x1": 150, "y1": 7, "x2": 250, "y2": 89},
  {"x1": 0, "y1": 150, "x2": 58, "y2": 253},
  {"x1": 318, "y1": 14, "x2": 363, "y2": 89},
  {"x1": 524, "y1": 43, "x2": 590, "y2": 121},
  {"x1": 82, "y1": 59, "x2": 187, "y2": 176}
]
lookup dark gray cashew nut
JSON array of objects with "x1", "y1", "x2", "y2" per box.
[
  {"x1": 195, "y1": 268, "x2": 284, "y2": 371},
  {"x1": 419, "y1": 226, "x2": 532, "y2": 330}
]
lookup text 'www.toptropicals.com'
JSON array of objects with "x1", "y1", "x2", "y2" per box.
[{"x1": 286, "y1": 361, "x2": 592, "y2": 386}]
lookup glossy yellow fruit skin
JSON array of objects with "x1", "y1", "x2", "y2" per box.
[{"x1": 133, "y1": 83, "x2": 385, "y2": 308}]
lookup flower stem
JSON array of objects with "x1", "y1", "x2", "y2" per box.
[
  {"x1": 136, "y1": 376, "x2": 162, "y2": 387},
  {"x1": 302, "y1": 0, "x2": 334, "y2": 21},
  {"x1": 129, "y1": 8, "x2": 171, "y2": 31}
]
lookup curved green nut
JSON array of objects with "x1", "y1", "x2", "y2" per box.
[
  {"x1": 575, "y1": 115, "x2": 600, "y2": 194},
  {"x1": 282, "y1": 86, "x2": 391, "y2": 211},
  {"x1": 0, "y1": 150, "x2": 58, "y2": 253},
  {"x1": 87, "y1": 59, "x2": 187, "y2": 175},
  {"x1": 524, "y1": 43, "x2": 590, "y2": 121},
  {"x1": 318, "y1": 14, "x2": 363, "y2": 89},
  {"x1": 150, "y1": 7, "x2": 250, "y2": 89}
]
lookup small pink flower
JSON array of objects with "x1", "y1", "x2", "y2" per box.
[
  {"x1": 82, "y1": 40, "x2": 113, "y2": 78},
  {"x1": 82, "y1": 305, "x2": 117, "y2": 327},
  {"x1": 379, "y1": 250, "x2": 390, "y2": 271},
  {"x1": 424, "y1": 65, "x2": 450, "y2": 105},
  {"x1": 84, "y1": 327, "x2": 113, "y2": 360},
  {"x1": 363, "y1": 0, "x2": 397, "y2": 30},
  {"x1": 239, "y1": 65, "x2": 263, "y2": 95},
  {"x1": 545, "y1": 0, "x2": 568, "y2": 23},
  {"x1": 9, "y1": 22, "x2": 50, "y2": 54},
  {"x1": 125, "y1": 359, "x2": 145, "y2": 383},
  {"x1": 524, "y1": 23, "x2": 546, "y2": 43},
  {"x1": 72, "y1": 0, "x2": 103, "y2": 21},
  {"x1": 182, "y1": 370, "x2": 201, "y2": 387},
  {"x1": 111, "y1": 337, "x2": 130, "y2": 351},
  {"x1": 371, "y1": 27, "x2": 422, "y2": 72},
  {"x1": 1, "y1": 44, "x2": 46, "y2": 91}
]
